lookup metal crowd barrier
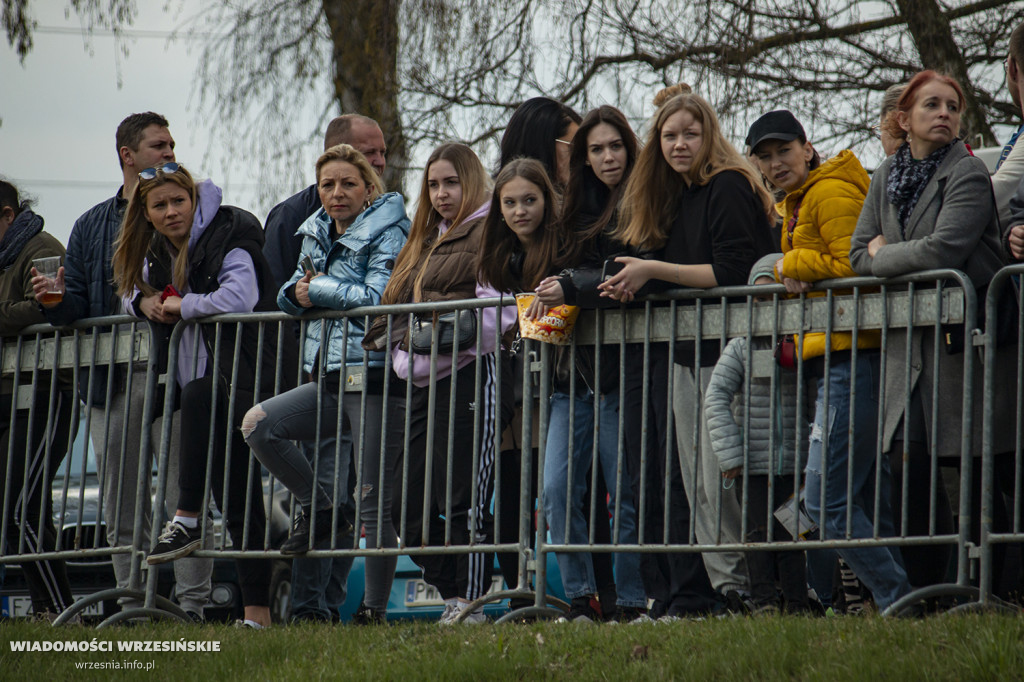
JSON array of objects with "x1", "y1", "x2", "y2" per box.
[
  {"x1": 979, "y1": 264, "x2": 1024, "y2": 612},
  {"x1": 4, "y1": 267, "x2": 1019, "y2": 626},
  {"x1": 1, "y1": 317, "x2": 160, "y2": 620}
]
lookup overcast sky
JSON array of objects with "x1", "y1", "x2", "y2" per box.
[
  {"x1": 1, "y1": 1, "x2": 290, "y2": 247},
  {"x1": 4, "y1": 3, "x2": 1017, "y2": 250}
]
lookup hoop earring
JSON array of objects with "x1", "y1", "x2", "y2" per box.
[{"x1": 364, "y1": 197, "x2": 372, "y2": 210}]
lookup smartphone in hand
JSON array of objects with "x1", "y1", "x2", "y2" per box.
[
  {"x1": 601, "y1": 259, "x2": 625, "y2": 282},
  {"x1": 300, "y1": 256, "x2": 316, "y2": 276}
]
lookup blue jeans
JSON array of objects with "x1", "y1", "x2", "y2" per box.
[
  {"x1": 542, "y1": 390, "x2": 645, "y2": 608},
  {"x1": 804, "y1": 352, "x2": 911, "y2": 609},
  {"x1": 291, "y1": 433, "x2": 355, "y2": 621}
]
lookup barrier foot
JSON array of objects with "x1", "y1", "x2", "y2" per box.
[
  {"x1": 942, "y1": 600, "x2": 1021, "y2": 616},
  {"x1": 51, "y1": 588, "x2": 189, "y2": 627},
  {"x1": 881, "y1": 583, "x2": 1020, "y2": 617},
  {"x1": 494, "y1": 605, "x2": 565, "y2": 624},
  {"x1": 451, "y1": 588, "x2": 568, "y2": 624},
  {"x1": 97, "y1": 607, "x2": 189, "y2": 628}
]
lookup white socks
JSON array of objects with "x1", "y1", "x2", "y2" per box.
[{"x1": 173, "y1": 515, "x2": 198, "y2": 528}]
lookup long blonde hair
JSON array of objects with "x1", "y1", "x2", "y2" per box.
[
  {"x1": 617, "y1": 93, "x2": 774, "y2": 250},
  {"x1": 381, "y1": 143, "x2": 491, "y2": 304},
  {"x1": 113, "y1": 164, "x2": 197, "y2": 298}
]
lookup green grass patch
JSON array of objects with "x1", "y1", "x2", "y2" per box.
[{"x1": 2, "y1": 614, "x2": 1023, "y2": 681}]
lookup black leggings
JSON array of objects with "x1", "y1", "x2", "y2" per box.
[
  {"x1": 176, "y1": 376, "x2": 270, "y2": 608},
  {"x1": 392, "y1": 354, "x2": 512, "y2": 602},
  {"x1": 739, "y1": 474, "x2": 808, "y2": 610},
  {"x1": 622, "y1": 343, "x2": 716, "y2": 616}
]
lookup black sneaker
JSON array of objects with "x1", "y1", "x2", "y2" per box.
[
  {"x1": 556, "y1": 596, "x2": 602, "y2": 623},
  {"x1": 280, "y1": 507, "x2": 353, "y2": 556},
  {"x1": 723, "y1": 590, "x2": 754, "y2": 616},
  {"x1": 184, "y1": 610, "x2": 205, "y2": 624},
  {"x1": 612, "y1": 606, "x2": 648, "y2": 623},
  {"x1": 351, "y1": 603, "x2": 387, "y2": 626},
  {"x1": 147, "y1": 521, "x2": 202, "y2": 565}
]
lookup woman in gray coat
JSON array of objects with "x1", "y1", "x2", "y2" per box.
[{"x1": 849, "y1": 70, "x2": 1017, "y2": 595}]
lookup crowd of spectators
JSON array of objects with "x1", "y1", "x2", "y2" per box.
[{"x1": 5, "y1": 22, "x2": 1024, "y2": 626}]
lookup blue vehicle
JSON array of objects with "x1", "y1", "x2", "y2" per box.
[{"x1": 332, "y1": 538, "x2": 567, "y2": 622}]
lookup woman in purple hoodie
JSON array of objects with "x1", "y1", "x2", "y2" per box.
[{"x1": 112, "y1": 162, "x2": 279, "y2": 628}]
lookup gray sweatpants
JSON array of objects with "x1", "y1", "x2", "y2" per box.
[
  {"x1": 673, "y1": 365, "x2": 750, "y2": 595},
  {"x1": 92, "y1": 370, "x2": 212, "y2": 614}
]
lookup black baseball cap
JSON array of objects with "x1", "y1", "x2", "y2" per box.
[{"x1": 745, "y1": 110, "x2": 806, "y2": 152}]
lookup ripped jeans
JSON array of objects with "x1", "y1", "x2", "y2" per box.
[
  {"x1": 242, "y1": 376, "x2": 403, "y2": 613},
  {"x1": 803, "y1": 352, "x2": 911, "y2": 610}
]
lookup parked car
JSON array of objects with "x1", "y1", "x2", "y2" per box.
[
  {"x1": 0, "y1": 420, "x2": 256, "y2": 623},
  {"x1": 2, "y1": 416, "x2": 569, "y2": 624}
]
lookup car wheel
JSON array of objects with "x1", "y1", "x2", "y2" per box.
[{"x1": 269, "y1": 560, "x2": 292, "y2": 625}]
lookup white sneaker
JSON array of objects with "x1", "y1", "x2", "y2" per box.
[
  {"x1": 629, "y1": 613, "x2": 656, "y2": 625},
  {"x1": 453, "y1": 602, "x2": 487, "y2": 625},
  {"x1": 438, "y1": 603, "x2": 458, "y2": 625}
]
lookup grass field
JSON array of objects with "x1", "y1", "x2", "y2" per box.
[{"x1": 3, "y1": 614, "x2": 1024, "y2": 681}]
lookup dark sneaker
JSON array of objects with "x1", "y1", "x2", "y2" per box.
[
  {"x1": 723, "y1": 590, "x2": 754, "y2": 616},
  {"x1": 351, "y1": 603, "x2": 387, "y2": 626},
  {"x1": 612, "y1": 606, "x2": 648, "y2": 623},
  {"x1": 184, "y1": 610, "x2": 205, "y2": 624},
  {"x1": 556, "y1": 596, "x2": 602, "y2": 623},
  {"x1": 280, "y1": 507, "x2": 353, "y2": 556},
  {"x1": 147, "y1": 521, "x2": 202, "y2": 565}
]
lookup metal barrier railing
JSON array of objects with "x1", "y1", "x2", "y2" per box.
[
  {"x1": 4, "y1": 267, "x2": 1018, "y2": 625},
  {"x1": 979, "y1": 264, "x2": 1024, "y2": 613},
  {"x1": 1, "y1": 317, "x2": 160, "y2": 620}
]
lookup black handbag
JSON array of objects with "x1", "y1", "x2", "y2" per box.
[{"x1": 409, "y1": 309, "x2": 477, "y2": 354}]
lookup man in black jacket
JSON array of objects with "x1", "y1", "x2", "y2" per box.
[
  {"x1": 263, "y1": 114, "x2": 387, "y2": 287},
  {"x1": 32, "y1": 112, "x2": 212, "y2": 621}
]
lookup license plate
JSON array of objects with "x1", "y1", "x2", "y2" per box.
[
  {"x1": 404, "y1": 576, "x2": 504, "y2": 607},
  {"x1": 2, "y1": 594, "x2": 103, "y2": 618}
]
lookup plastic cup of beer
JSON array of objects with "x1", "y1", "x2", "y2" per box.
[{"x1": 33, "y1": 256, "x2": 64, "y2": 305}]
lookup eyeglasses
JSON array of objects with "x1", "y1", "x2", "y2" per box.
[{"x1": 138, "y1": 162, "x2": 181, "y2": 180}]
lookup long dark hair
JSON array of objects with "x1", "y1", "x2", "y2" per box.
[
  {"x1": 478, "y1": 159, "x2": 565, "y2": 292},
  {"x1": 561, "y1": 106, "x2": 638, "y2": 266},
  {"x1": 498, "y1": 97, "x2": 581, "y2": 188}
]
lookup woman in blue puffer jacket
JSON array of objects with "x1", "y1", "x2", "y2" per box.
[{"x1": 242, "y1": 144, "x2": 409, "y2": 622}]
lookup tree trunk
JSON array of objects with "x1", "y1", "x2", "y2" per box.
[
  {"x1": 321, "y1": 0, "x2": 407, "y2": 195},
  {"x1": 896, "y1": 0, "x2": 997, "y2": 146}
]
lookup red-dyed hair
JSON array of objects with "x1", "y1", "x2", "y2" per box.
[{"x1": 881, "y1": 70, "x2": 966, "y2": 142}]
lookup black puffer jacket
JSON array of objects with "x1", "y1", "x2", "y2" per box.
[{"x1": 145, "y1": 205, "x2": 278, "y2": 394}]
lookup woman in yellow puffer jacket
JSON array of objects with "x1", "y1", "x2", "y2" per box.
[
  {"x1": 746, "y1": 110, "x2": 912, "y2": 612},
  {"x1": 750, "y1": 115, "x2": 877, "y2": 359}
]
